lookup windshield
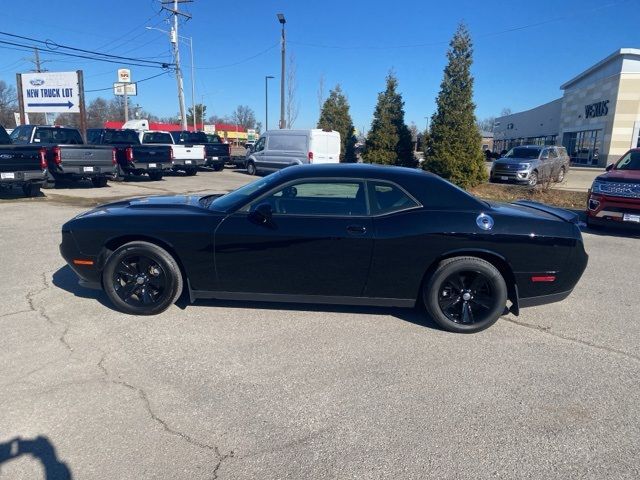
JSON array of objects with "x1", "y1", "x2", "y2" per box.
[
  {"x1": 208, "y1": 171, "x2": 283, "y2": 211},
  {"x1": 177, "y1": 132, "x2": 209, "y2": 143},
  {"x1": 615, "y1": 150, "x2": 640, "y2": 170},
  {"x1": 206, "y1": 134, "x2": 222, "y2": 143},
  {"x1": 504, "y1": 147, "x2": 541, "y2": 159}
]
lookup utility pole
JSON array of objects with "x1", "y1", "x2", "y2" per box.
[
  {"x1": 265, "y1": 75, "x2": 274, "y2": 131},
  {"x1": 277, "y1": 14, "x2": 286, "y2": 129},
  {"x1": 162, "y1": 0, "x2": 192, "y2": 130},
  {"x1": 25, "y1": 48, "x2": 50, "y2": 124}
]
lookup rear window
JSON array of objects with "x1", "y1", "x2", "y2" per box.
[
  {"x1": 102, "y1": 130, "x2": 140, "y2": 145},
  {"x1": 367, "y1": 181, "x2": 419, "y2": 215},
  {"x1": 33, "y1": 128, "x2": 83, "y2": 144},
  {"x1": 616, "y1": 151, "x2": 640, "y2": 170},
  {"x1": 142, "y1": 132, "x2": 173, "y2": 144},
  {"x1": 174, "y1": 131, "x2": 209, "y2": 144},
  {"x1": 268, "y1": 134, "x2": 306, "y2": 152}
]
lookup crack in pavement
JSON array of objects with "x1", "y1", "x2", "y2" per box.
[
  {"x1": 25, "y1": 271, "x2": 74, "y2": 352},
  {"x1": 97, "y1": 355, "x2": 234, "y2": 477},
  {"x1": 503, "y1": 317, "x2": 640, "y2": 363}
]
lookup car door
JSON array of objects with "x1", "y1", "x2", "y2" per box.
[
  {"x1": 539, "y1": 148, "x2": 553, "y2": 181},
  {"x1": 547, "y1": 147, "x2": 560, "y2": 179},
  {"x1": 213, "y1": 179, "x2": 373, "y2": 297}
]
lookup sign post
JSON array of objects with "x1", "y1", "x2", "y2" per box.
[
  {"x1": 15, "y1": 73, "x2": 25, "y2": 125},
  {"x1": 77, "y1": 70, "x2": 87, "y2": 140},
  {"x1": 117, "y1": 69, "x2": 131, "y2": 122}
]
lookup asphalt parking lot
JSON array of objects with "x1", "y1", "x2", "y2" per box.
[{"x1": 1, "y1": 169, "x2": 639, "y2": 479}]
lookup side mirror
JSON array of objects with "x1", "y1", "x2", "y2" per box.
[
  {"x1": 541, "y1": 153, "x2": 550, "y2": 160},
  {"x1": 249, "y1": 203, "x2": 273, "y2": 226},
  {"x1": 606, "y1": 163, "x2": 614, "y2": 171}
]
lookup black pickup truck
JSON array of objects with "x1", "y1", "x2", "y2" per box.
[
  {"x1": 10, "y1": 125, "x2": 116, "y2": 187},
  {"x1": 170, "y1": 131, "x2": 230, "y2": 171},
  {"x1": 0, "y1": 125, "x2": 47, "y2": 197},
  {"x1": 87, "y1": 129, "x2": 171, "y2": 181}
]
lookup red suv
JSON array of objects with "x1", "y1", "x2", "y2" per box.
[{"x1": 587, "y1": 148, "x2": 640, "y2": 228}]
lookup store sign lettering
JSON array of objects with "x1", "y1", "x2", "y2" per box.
[{"x1": 585, "y1": 100, "x2": 609, "y2": 118}]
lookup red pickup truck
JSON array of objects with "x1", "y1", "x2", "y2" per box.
[{"x1": 587, "y1": 148, "x2": 640, "y2": 228}]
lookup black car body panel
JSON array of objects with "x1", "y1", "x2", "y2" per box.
[
  {"x1": 60, "y1": 164, "x2": 588, "y2": 313},
  {"x1": 0, "y1": 126, "x2": 46, "y2": 187},
  {"x1": 87, "y1": 129, "x2": 171, "y2": 175}
]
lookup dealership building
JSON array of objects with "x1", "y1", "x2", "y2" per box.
[{"x1": 493, "y1": 48, "x2": 640, "y2": 167}]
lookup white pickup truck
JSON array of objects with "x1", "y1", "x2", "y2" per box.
[{"x1": 137, "y1": 130, "x2": 205, "y2": 176}]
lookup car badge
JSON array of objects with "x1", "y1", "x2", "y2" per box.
[
  {"x1": 476, "y1": 213, "x2": 494, "y2": 231},
  {"x1": 30, "y1": 78, "x2": 45, "y2": 86}
]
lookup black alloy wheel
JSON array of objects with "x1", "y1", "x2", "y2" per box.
[
  {"x1": 184, "y1": 167, "x2": 198, "y2": 176},
  {"x1": 424, "y1": 257, "x2": 507, "y2": 333},
  {"x1": 246, "y1": 161, "x2": 256, "y2": 176},
  {"x1": 103, "y1": 241, "x2": 183, "y2": 315}
]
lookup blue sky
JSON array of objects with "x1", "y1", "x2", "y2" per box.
[{"x1": 1, "y1": 0, "x2": 637, "y2": 131}]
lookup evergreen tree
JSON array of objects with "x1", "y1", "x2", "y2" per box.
[
  {"x1": 423, "y1": 24, "x2": 487, "y2": 189},
  {"x1": 317, "y1": 85, "x2": 357, "y2": 162},
  {"x1": 362, "y1": 72, "x2": 415, "y2": 167}
]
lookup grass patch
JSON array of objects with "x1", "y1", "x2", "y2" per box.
[{"x1": 469, "y1": 183, "x2": 588, "y2": 210}]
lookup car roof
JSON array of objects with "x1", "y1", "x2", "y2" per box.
[{"x1": 277, "y1": 163, "x2": 438, "y2": 181}]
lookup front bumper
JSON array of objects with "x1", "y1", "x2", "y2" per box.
[
  {"x1": 586, "y1": 192, "x2": 640, "y2": 227},
  {"x1": 490, "y1": 169, "x2": 533, "y2": 184},
  {"x1": 59, "y1": 231, "x2": 103, "y2": 289}
]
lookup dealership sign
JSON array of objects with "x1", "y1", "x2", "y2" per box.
[
  {"x1": 585, "y1": 100, "x2": 609, "y2": 118},
  {"x1": 20, "y1": 71, "x2": 80, "y2": 113}
]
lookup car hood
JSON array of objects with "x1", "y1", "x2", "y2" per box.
[
  {"x1": 494, "y1": 157, "x2": 537, "y2": 165},
  {"x1": 75, "y1": 194, "x2": 223, "y2": 218},
  {"x1": 596, "y1": 169, "x2": 640, "y2": 183}
]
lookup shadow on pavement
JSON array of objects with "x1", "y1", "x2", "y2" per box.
[
  {"x1": 186, "y1": 297, "x2": 442, "y2": 331},
  {"x1": 52, "y1": 265, "x2": 111, "y2": 308},
  {"x1": 0, "y1": 436, "x2": 72, "y2": 479}
]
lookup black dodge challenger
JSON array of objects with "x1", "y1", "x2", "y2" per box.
[{"x1": 60, "y1": 164, "x2": 588, "y2": 333}]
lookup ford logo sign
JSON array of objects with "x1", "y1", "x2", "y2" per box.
[
  {"x1": 30, "y1": 78, "x2": 45, "y2": 86},
  {"x1": 84, "y1": 151, "x2": 93, "y2": 156},
  {"x1": 0, "y1": 154, "x2": 13, "y2": 159}
]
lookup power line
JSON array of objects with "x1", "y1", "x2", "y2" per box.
[
  {"x1": 85, "y1": 70, "x2": 171, "y2": 93},
  {"x1": 0, "y1": 31, "x2": 173, "y2": 67},
  {"x1": 194, "y1": 42, "x2": 278, "y2": 70}
]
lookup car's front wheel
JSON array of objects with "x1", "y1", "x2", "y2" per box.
[
  {"x1": 528, "y1": 171, "x2": 538, "y2": 187},
  {"x1": 423, "y1": 257, "x2": 507, "y2": 333},
  {"x1": 103, "y1": 241, "x2": 183, "y2": 315},
  {"x1": 555, "y1": 166, "x2": 566, "y2": 183},
  {"x1": 246, "y1": 160, "x2": 256, "y2": 175}
]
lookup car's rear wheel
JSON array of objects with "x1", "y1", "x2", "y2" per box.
[
  {"x1": 22, "y1": 183, "x2": 41, "y2": 197},
  {"x1": 213, "y1": 164, "x2": 224, "y2": 171},
  {"x1": 423, "y1": 257, "x2": 507, "y2": 333},
  {"x1": 103, "y1": 241, "x2": 183, "y2": 315},
  {"x1": 528, "y1": 171, "x2": 538, "y2": 187},
  {"x1": 184, "y1": 167, "x2": 198, "y2": 176},
  {"x1": 246, "y1": 160, "x2": 256, "y2": 175},
  {"x1": 555, "y1": 166, "x2": 566, "y2": 183},
  {"x1": 148, "y1": 171, "x2": 163, "y2": 181}
]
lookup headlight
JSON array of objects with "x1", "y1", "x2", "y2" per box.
[{"x1": 517, "y1": 163, "x2": 531, "y2": 170}]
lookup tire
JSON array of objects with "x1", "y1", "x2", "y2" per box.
[
  {"x1": 102, "y1": 241, "x2": 183, "y2": 315},
  {"x1": 423, "y1": 256, "x2": 508, "y2": 333},
  {"x1": 213, "y1": 164, "x2": 224, "y2": 172},
  {"x1": 22, "y1": 183, "x2": 41, "y2": 197},
  {"x1": 91, "y1": 176, "x2": 108, "y2": 188},
  {"x1": 41, "y1": 179, "x2": 55, "y2": 189},
  {"x1": 246, "y1": 161, "x2": 256, "y2": 176},
  {"x1": 148, "y1": 171, "x2": 163, "y2": 181},
  {"x1": 555, "y1": 167, "x2": 566, "y2": 183},
  {"x1": 528, "y1": 171, "x2": 538, "y2": 187},
  {"x1": 185, "y1": 167, "x2": 198, "y2": 176}
]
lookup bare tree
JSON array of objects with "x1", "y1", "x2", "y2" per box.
[
  {"x1": 286, "y1": 53, "x2": 299, "y2": 128},
  {"x1": 317, "y1": 73, "x2": 325, "y2": 116},
  {"x1": 500, "y1": 107, "x2": 512, "y2": 117},
  {"x1": 0, "y1": 80, "x2": 18, "y2": 127},
  {"x1": 230, "y1": 106, "x2": 256, "y2": 129}
]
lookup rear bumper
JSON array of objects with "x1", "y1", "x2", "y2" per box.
[
  {"x1": 53, "y1": 165, "x2": 116, "y2": 178},
  {"x1": 172, "y1": 158, "x2": 205, "y2": 168},
  {"x1": 586, "y1": 192, "x2": 640, "y2": 226},
  {"x1": 0, "y1": 170, "x2": 46, "y2": 184},
  {"x1": 123, "y1": 162, "x2": 170, "y2": 172},
  {"x1": 204, "y1": 156, "x2": 229, "y2": 167}
]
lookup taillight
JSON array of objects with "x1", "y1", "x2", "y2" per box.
[
  {"x1": 111, "y1": 148, "x2": 117, "y2": 165},
  {"x1": 308, "y1": 151, "x2": 313, "y2": 163},
  {"x1": 53, "y1": 146, "x2": 62, "y2": 165},
  {"x1": 125, "y1": 147, "x2": 134, "y2": 162},
  {"x1": 38, "y1": 147, "x2": 47, "y2": 170}
]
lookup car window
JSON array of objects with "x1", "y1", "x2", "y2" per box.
[
  {"x1": 257, "y1": 181, "x2": 367, "y2": 216},
  {"x1": 616, "y1": 151, "x2": 640, "y2": 170},
  {"x1": 9, "y1": 126, "x2": 33, "y2": 143},
  {"x1": 253, "y1": 137, "x2": 265, "y2": 152},
  {"x1": 143, "y1": 132, "x2": 173, "y2": 144},
  {"x1": 103, "y1": 130, "x2": 139, "y2": 144},
  {"x1": 87, "y1": 130, "x2": 100, "y2": 144},
  {"x1": 267, "y1": 135, "x2": 306, "y2": 152},
  {"x1": 367, "y1": 181, "x2": 419, "y2": 215},
  {"x1": 549, "y1": 148, "x2": 558, "y2": 159},
  {"x1": 505, "y1": 147, "x2": 541, "y2": 159}
]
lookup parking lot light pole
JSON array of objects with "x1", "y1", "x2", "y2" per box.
[
  {"x1": 277, "y1": 13, "x2": 286, "y2": 129},
  {"x1": 265, "y1": 75, "x2": 274, "y2": 132}
]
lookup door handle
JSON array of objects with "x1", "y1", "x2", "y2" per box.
[{"x1": 347, "y1": 224, "x2": 367, "y2": 235}]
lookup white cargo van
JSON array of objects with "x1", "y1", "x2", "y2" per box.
[{"x1": 245, "y1": 129, "x2": 340, "y2": 175}]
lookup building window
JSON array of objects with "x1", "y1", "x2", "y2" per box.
[{"x1": 562, "y1": 130, "x2": 601, "y2": 166}]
